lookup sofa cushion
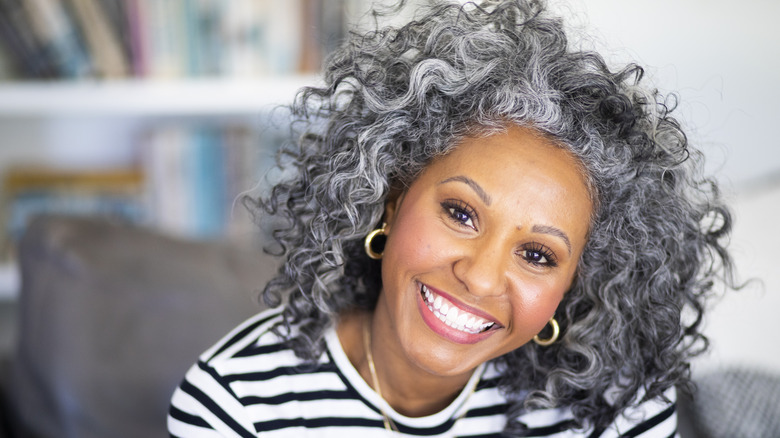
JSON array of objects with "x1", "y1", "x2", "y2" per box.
[
  {"x1": 9, "y1": 215, "x2": 275, "y2": 438},
  {"x1": 677, "y1": 367, "x2": 780, "y2": 438}
]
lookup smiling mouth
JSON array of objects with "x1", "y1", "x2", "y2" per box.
[{"x1": 420, "y1": 284, "x2": 499, "y2": 334}]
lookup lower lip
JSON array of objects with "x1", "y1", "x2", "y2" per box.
[{"x1": 415, "y1": 286, "x2": 497, "y2": 345}]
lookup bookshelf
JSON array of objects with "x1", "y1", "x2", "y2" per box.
[
  {"x1": 0, "y1": 0, "x2": 422, "y2": 299},
  {"x1": 0, "y1": 0, "x2": 364, "y2": 299},
  {"x1": 0, "y1": 75, "x2": 325, "y2": 300}
]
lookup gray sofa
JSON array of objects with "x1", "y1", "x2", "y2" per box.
[
  {"x1": 2, "y1": 215, "x2": 779, "y2": 437},
  {"x1": 2, "y1": 215, "x2": 274, "y2": 438}
]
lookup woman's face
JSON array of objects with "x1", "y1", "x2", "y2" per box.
[{"x1": 377, "y1": 125, "x2": 593, "y2": 377}]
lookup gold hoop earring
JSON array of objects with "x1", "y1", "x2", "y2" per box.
[
  {"x1": 364, "y1": 223, "x2": 386, "y2": 260},
  {"x1": 533, "y1": 317, "x2": 559, "y2": 346}
]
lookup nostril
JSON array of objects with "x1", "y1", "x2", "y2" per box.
[{"x1": 452, "y1": 252, "x2": 507, "y2": 298}]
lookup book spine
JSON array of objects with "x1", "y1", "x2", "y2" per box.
[
  {"x1": 190, "y1": 126, "x2": 226, "y2": 237},
  {"x1": 65, "y1": 0, "x2": 129, "y2": 78},
  {"x1": 24, "y1": 0, "x2": 90, "y2": 78},
  {"x1": 99, "y1": 0, "x2": 134, "y2": 69},
  {"x1": 221, "y1": 0, "x2": 260, "y2": 76},
  {"x1": 297, "y1": 0, "x2": 321, "y2": 73},
  {"x1": 143, "y1": 126, "x2": 187, "y2": 235},
  {"x1": 6, "y1": 191, "x2": 144, "y2": 241},
  {"x1": 319, "y1": 0, "x2": 346, "y2": 56},
  {"x1": 0, "y1": 0, "x2": 48, "y2": 77},
  {"x1": 198, "y1": 0, "x2": 217, "y2": 76},
  {"x1": 126, "y1": 0, "x2": 149, "y2": 76},
  {"x1": 267, "y1": 0, "x2": 303, "y2": 75},
  {"x1": 183, "y1": 0, "x2": 202, "y2": 76},
  {"x1": 146, "y1": 0, "x2": 185, "y2": 77},
  {"x1": 223, "y1": 125, "x2": 255, "y2": 239},
  {"x1": 2, "y1": 168, "x2": 145, "y2": 242}
]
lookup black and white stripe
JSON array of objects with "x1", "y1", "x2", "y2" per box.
[{"x1": 168, "y1": 309, "x2": 679, "y2": 437}]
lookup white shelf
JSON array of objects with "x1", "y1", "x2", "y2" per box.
[
  {"x1": 0, "y1": 75, "x2": 321, "y2": 117},
  {"x1": 0, "y1": 262, "x2": 19, "y2": 300}
]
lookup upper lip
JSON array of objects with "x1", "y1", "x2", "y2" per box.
[{"x1": 419, "y1": 282, "x2": 503, "y2": 328}]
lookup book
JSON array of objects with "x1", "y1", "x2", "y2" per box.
[
  {"x1": 125, "y1": 0, "x2": 150, "y2": 76},
  {"x1": 0, "y1": 0, "x2": 58, "y2": 78},
  {"x1": 65, "y1": 0, "x2": 129, "y2": 78},
  {"x1": 298, "y1": 0, "x2": 347, "y2": 73},
  {"x1": 0, "y1": 26, "x2": 19, "y2": 79},
  {"x1": 1, "y1": 167, "x2": 146, "y2": 250},
  {"x1": 139, "y1": 122, "x2": 281, "y2": 240},
  {"x1": 141, "y1": 124, "x2": 230, "y2": 238},
  {"x1": 0, "y1": 0, "x2": 351, "y2": 79},
  {"x1": 21, "y1": 0, "x2": 90, "y2": 78},
  {"x1": 100, "y1": 0, "x2": 135, "y2": 69},
  {"x1": 220, "y1": 0, "x2": 266, "y2": 76}
]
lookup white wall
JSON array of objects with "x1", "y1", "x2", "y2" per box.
[
  {"x1": 546, "y1": 0, "x2": 780, "y2": 373},
  {"x1": 705, "y1": 185, "x2": 780, "y2": 372}
]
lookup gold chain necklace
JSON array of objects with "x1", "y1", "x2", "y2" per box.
[{"x1": 362, "y1": 317, "x2": 482, "y2": 435}]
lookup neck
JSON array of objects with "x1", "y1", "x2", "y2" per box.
[{"x1": 338, "y1": 308, "x2": 477, "y2": 417}]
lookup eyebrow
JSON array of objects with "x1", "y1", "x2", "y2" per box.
[
  {"x1": 532, "y1": 224, "x2": 572, "y2": 255},
  {"x1": 438, "y1": 176, "x2": 492, "y2": 206}
]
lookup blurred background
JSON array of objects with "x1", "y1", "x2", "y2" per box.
[{"x1": 0, "y1": 0, "x2": 777, "y2": 379}]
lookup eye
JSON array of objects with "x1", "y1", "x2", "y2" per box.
[
  {"x1": 519, "y1": 242, "x2": 558, "y2": 268},
  {"x1": 441, "y1": 199, "x2": 477, "y2": 230}
]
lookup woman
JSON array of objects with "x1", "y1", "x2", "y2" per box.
[{"x1": 168, "y1": 0, "x2": 733, "y2": 436}]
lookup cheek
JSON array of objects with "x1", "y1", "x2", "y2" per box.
[
  {"x1": 508, "y1": 277, "x2": 568, "y2": 332},
  {"x1": 385, "y1": 211, "x2": 446, "y2": 271}
]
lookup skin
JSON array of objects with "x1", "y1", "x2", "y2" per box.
[{"x1": 338, "y1": 125, "x2": 593, "y2": 418}]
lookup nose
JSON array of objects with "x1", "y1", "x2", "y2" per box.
[{"x1": 452, "y1": 236, "x2": 509, "y2": 297}]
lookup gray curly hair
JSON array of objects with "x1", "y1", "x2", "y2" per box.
[{"x1": 247, "y1": 0, "x2": 734, "y2": 434}]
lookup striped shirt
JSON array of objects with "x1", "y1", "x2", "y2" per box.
[{"x1": 168, "y1": 309, "x2": 679, "y2": 437}]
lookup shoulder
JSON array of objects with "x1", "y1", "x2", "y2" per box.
[
  {"x1": 597, "y1": 387, "x2": 678, "y2": 438},
  {"x1": 168, "y1": 307, "x2": 316, "y2": 437},
  {"x1": 512, "y1": 386, "x2": 678, "y2": 438},
  {"x1": 198, "y1": 307, "x2": 288, "y2": 364}
]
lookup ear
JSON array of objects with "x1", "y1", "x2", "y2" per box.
[{"x1": 383, "y1": 190, "x2": 406, "y2": 234}]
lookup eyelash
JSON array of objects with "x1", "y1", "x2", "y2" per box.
[
  {"x1": 519, "y1": 242, "x2": 558, "y2": 268},
  {"x1": 441, "y1": 199, "x2": 477, "y2": 229}
]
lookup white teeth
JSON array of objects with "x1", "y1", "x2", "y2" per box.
[
  {"x1": 446, "y1": 306, "x2": 458, "y2": 322},
  {"x1": 419, "y1": 284, "x2": 497, "y2": 335}
]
